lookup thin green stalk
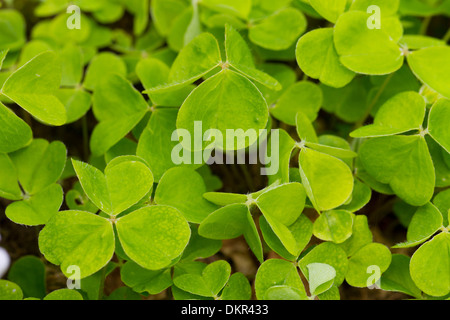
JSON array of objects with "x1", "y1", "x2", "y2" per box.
[
  {"x1": 443, "y1": 28, "x2": 450, "y2": 43},
  {"x1": 239, "y1": 164, "x2": 255, "y2": 192},
  {"x1": 97, "y1": 266, "x2": 107, "y2": 300},
  {"x1": 81, "y1": 116, "x2": 89, "y2": 161},
  {"x1": 354, "y1": 73, "x2": 394, "y2": 129},
  {"x1": 420, "y1": 16, "x2": 432, "y2": 35}
]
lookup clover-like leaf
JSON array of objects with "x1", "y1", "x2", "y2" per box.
[
  {"x1": 313, "y1": 210, "x2": 354, "y2": 244},
  {"x1": 177, "y1": 69, "x2": 269, "y2": 152},
  {"x1": 260, "y1": 214, "x2": 313, "y2": 261},
  {"x1": 255, "y1": 259, "x2": 306, "y2": 300},
  {"x1": 1, "y1": 51, "x2": 66, "y2": 125},
  {"x1": 296, "y1": 28, "x2": 355, "y2": 88},
  {"x1": 6, "y1": 184, "x2": 63, "y2": 226},
  {"x1": 72, "y1": 157, "x2": 154, "y2": 216},
  {"x1": 155, "y1": 167, "x2": 219, "y2": 223},
  {"x1": 271, "y1": 82, "x2": 323, "y2": 126},
  {"x1": 44, "y1": 289, "x2": 83, "y2": 300},
  {"x1": 299, "y1": 148, "x2": 354, "y2": 212},
  {"x1": 91, "y1": 74, "x2": 149, "y2": 156},
  {"x1": 39, "y1": 210, "x2": 115, "y2": 279},
  {"x1": 83, "y1": 52, "x2": 127, "y2": 91},
  {"x1": 0, "y1": 10, "x2": 25, "y2": 51},
  {"x1": 428, "y1": 98, "x2": 450, "y2": 153},
  {"x1": 309, "y1": 0, "x2": 346, "y2": 23},
  {"x1": 9, "y1": 139, "x2": 66, "y2": 195},
  {"x1": 116, "y1": 206, "x2": 191, "y2": 270},
  {"x1": 380, "y1": 254, "x2": 422, "y2": 299},
  {"x1": 334, "y1": 11, "x2": 403, "y2": 75},
  {"x1": 0, "y1": 102, "x2": 32, "y2": 153},
  {"x1": 221, "y1": 273, "x2": 252, "y2": 300},
  {"x1": 394, "y1": 202, "x2": 444, "y2": 248},
  {"x1": 147, "y1": 33, "x2": 222, "y2": 93},
  {"x1": 359, "y1": 135, "x2": 435, "y2": 206},
  {"x1": 0, "y1": 280, "x2": 23, "y2": 300},
  {"x1": 307, "y1": 263, "x2": 337, "y2": 296},
  {"x1": 345, "y1": 243, "x2": 392, "y2": 288},
  {"x1": 410, "y1": 232, "x2": 450, "y2": 297},
  {"x1": 7, "y1": 256, "x2": 46, "y2": 299},
  {"x1": 249, "y1": 8, "x2": 307, "y2": 51},
  {"x1": 299, "y1": 242, "x2": 348, "y2": 286},
  {"x1": 407, "y1": 46, "x2": 450, "y2": 99},
  {"x1": 351, "y1": 91, "x2": 426, "y2": 138},
  {"x1": 173, "y1": 260, "x2": 231, "y2": 298},
  {"x1": 120, "y1": 261, "x2": 173, "y2": 295}
]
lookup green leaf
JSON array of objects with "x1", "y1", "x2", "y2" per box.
[
  {"x1": 203, "y1": 192, "x2": 248, "y2": 206},
  {"x1": 394, "y1": 203, "x2": 443, "y2": 248},
  {"x1": 39, "y1": 210, "x2": 115, "y2": 279},
  {"x1": 338, "y1": 215, "x2": 373, "y2": 257},
  {"x1": 264, "y1": 286, "x2": 307, "y2": 300},
  {"x1": 256, "y1": 183, "x2": 307, "y2": 255},
  {"x1": 345, "y1": 243, "x2": 392, "y2": 288},
  {"x1": 255, "y1": 259, "x2": 306, "y2": 300},
  {"x1": 55, "y1": 88, "x2": 91, "y2": 124},
  {"x1": 181, "y1": 226, "x2": 222, "y2": 261},
  {"x1": 177, "y1": 69, "x2": 268, "y2": 152},
  {"x1": 44, "y1": 289, "x2": 83, "y2": 300},
  {"x1": 59, "y1": 44, "x2": 83, "y2": 87},
  {"x1": 351, "y1": 91, "x2": 426, "y2": 138},
  {"x1": 83, "y1": 52, "x2": 127, "y2": 91},
  {"x1": 296, "y1": 28, "x2": 355, "y2": 88},
  {"x1": 174, "y1": 260, "x2": 231, "y2": 298},
  {"x1": 6, "y1": 184, "x2": 63, "y2": 226},
  {"x1": 1, "y1": 51, "x2": 66, "y2": 126},
  {"x1": 10, "y1": 139, "x2": 67, "y2": 195},
  {"x1": 350, "y1": 0, "x2": 400, "y2": 16},
  {"x1": 249, "y1": 8, "x2": 307, "y2": 51},
  {"x1": 334, "y1": 11, "x2": 403, "y2": 75},
  {"x1": 400, "y1": 35, "x2": 446, "y2": 50},
  {"x1": 428, "y1": 98, "x2": 450, "y2": 153},
  {"x1": 0, "y1": 154, "x2": 21, "y2": 200},
  {"x1": 151, "y1": 0, "x2": 187, "y2": 36},
  {"x1": 155, "y1": 167, "x2": 219, "y2": 223},
  {"x1": 339, "y1": 179, "x2": 372, "y2": 212},
  {"x1": 313, "y1": 210, "x2": 354, "y2": 244},
  {"x1": 72, "y1": 157, "x2": 153, "y2": 216},
  {"x1": 7, "y1": 256, "x2": 46, "y2": 299},
  {"x1": 260, "y1": 214, "x2": 313, "y2": 261},
  {"x1": 0, "y1": 280, "x2": 23, "y2": 300},
  {"x1": 359, "y1": 135, "x2": 435, "y2": 206},
  {"x1": 433, "y1": 189, "x2": 450, "y2": 227},
  {"x1": 199, "y1": 204, "x2": 249, "y2": 239},
  {"x1": 116, "y1": 206, "x2": 191, "y2": 270},
  {"x1": 120, "y1": 261, "x2": 172, "y2": 295},
  {"x1": 271, "y1": 82, "x2": 323, "y2": 126},
  {"x1": 308, "y1": 0, "x2": 346, "y2": 23},
  {"x1": 201, "y1": 0, "x2": 251, "y2": 19},
  {"x1": 410, "y1": 232, "x2": 450, "y2": 297},
  {"x1": 307, "y1": 263, "x2": 337, "y2": 296},
  {"x1": 147, "y1": 33, "x2": 222, "y2": 93},
  {"x1": 0, "y1": 102, "x2": 32, "y2": 153},
  {"x1": 91, "y1": 74, "x2": 149, "y2": 156},
  {"x1": 0, "y1": 10, "x2": 25, "y2": 51},
  {"x1": 136, "y1": 58, "x2": 194, "y2": 107},
  {"x1": 407, "y1": 46, "x2": 450, "y2": 99},
  {"x1": 221, "y1": 273, "x2": 252, "y2": 300},
  {"x1": 299, "y1": 242, "x2": 348, "y2": 286},
  {"x1": 295, "y1": 111, "x2": 319, "y2": 144},
  {"x1": 299, "y1": 148, "x2": 354, "y2": 212},
  {"x1": 380, "y1": 254, "x2": 422, "y2": 299}
]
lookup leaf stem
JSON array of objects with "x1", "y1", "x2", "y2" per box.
[
  {"x1": 81, "y1": 116, "x2": 89, "y2": 161},
  {"x1": 443, "y1": 28, "x2": 450, "y2": 43},
  {"x1": 420, "y1": 16, "x2": 432, "y2": 35},
  {"x1": 97, "y1": 266, "x2": 107, "y2": 300},
  {"x1": 239, "y1": 164, "x2": 255, "y2": 192},
  {"x1": 353, "y1": 73, "x2": 394, "y2": 130}
]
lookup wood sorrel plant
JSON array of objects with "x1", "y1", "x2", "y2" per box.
[{"x1": 0, "y1": 0, "x2": 449, "y2": 301}]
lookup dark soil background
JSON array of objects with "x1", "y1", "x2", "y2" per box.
[{"x1": 1, "y1": 0, "x2": 449, "y2": 300}]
